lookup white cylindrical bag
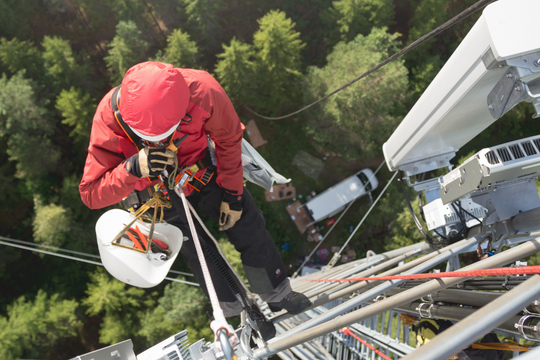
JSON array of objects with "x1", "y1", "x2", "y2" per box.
[{"x1": 95, "y1": 209, "x2": 183, "y2": 288}]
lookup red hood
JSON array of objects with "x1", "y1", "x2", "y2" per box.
[{"x1": 120, "y1": 62, "x2": 190, "y2": 140}]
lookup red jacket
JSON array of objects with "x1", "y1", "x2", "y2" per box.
[{"x1": 79, "y1": 68, "x2": 245, "y2": 209}]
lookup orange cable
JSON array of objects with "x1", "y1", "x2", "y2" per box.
[
  {"x1": 301, "y1": 266, "x2": 540, "y2": 282},
  {"x1": 339, "y1": 328, "x2": 392, "y2": 360}
]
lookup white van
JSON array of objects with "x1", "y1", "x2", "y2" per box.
[{"x1": 302, "y1": 168, "x2": 378, "y2": 226}]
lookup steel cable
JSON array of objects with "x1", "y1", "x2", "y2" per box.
[
  {"x1": 0, "y1": 239, "x2": 199, "y2": 286},
  {"x1": 245, "y1": 0, "x2": 494, "y2": 121},
  {"x1": 328, "y1": 171, "x2": 399, "y2": 267},
  {"x1": 292, "y1": 160, "x2": 386, "y2": 277}
]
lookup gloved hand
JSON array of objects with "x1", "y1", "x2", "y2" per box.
[
  {"x1": 125, "y1": 147, "x2": 175, "y2": 178},
  {"x1": 219, "y1": 192, "x2": 243, "y2": 231}
]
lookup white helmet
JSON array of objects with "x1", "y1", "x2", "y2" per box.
[{"x1": 95, "y1": 209, "x2": 183, "y2": 288}]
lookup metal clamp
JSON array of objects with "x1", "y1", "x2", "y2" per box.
[
  {"x1": 366, "y1": 250, "x2": 377, "y2": 264},
  {"x1": 488, "y1": 67, "x2": 540, "y2": 119},
  {"x1": 217, "y1": 328, "x2": 234, "y2": 360},
  {"x1": 416, "y1": 302, "x2": 434, "y2": 319},
  {"x1": 239, "y1": 325, "x2": 256, "y2": 360},
  {"x1": 239, "y1": 311, "x2": 267, "y2": 359},
  {"x1": 420, "y1": 293, "x2": 434, "y2": 303},
  {"x1": 515, "y1": 315, "x2": 540, "y2": 342},
  {"x1": 524, "y1": 300, "x2": 540, "y2": 315}
]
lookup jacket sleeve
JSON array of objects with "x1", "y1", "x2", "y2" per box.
[
  {"x1": 197, "y1": 73, "x2": 245, "y2": 195},
  {"x1": 79, "y1": 94, "x2": 142, "y2": 209}
]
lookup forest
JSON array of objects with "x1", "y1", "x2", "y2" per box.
[{"x1": 1, "y1": 0, "x2": 539, "y2": 358}]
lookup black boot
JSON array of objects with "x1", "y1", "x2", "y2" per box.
[
  {"x1": 268, "y1": 291, "x2": 311, "y2": 314},
  {"x1": 247, "y1": 306, "x2": 276, "y2": 341}
]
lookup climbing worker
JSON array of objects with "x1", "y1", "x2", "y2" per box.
[{"x1": 79, "y1": 61, "x2": 311, "y2": 340}]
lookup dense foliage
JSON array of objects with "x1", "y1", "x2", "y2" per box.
[{"x1": 0, "y1": 0, "x2": 536, "y2": 357}]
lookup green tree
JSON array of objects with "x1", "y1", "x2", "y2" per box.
[
  {"x1": 181, "y1": 0, "x2": 224, "y2": 35},
  {"x1": 59, "y1": 173, "x2": 95, "y2": 224},
  {"x1": 0, "y1": 37, "x2": 43, "y2": 79},
  {"x1": 139, "y1": 277, "x2": 212, "y2": 345},
  {"x1": 405, "y1": 0, "x2": 480, "y2": 95},
  {"x1": 384, "y1": 195, "x2": 426, "y2": 251},
  {"x1": 180, "y1": 0, "x2": 225, "y2": 59},
  {"x1": 0, "y1": 290, "x2": 80, "y2": 360},
  {"x1": 83, "y1": 268, "x2": 152, "y2": 345},
  {"x1": 215, "y1": 37, "x2": 255, "y2": 105},
  {"x1": 42, "y1": 36, "x2": 85, "y2": 93},
  {"x1": 0, "y1": 72, "x2": 60, "y2": 183},
  {"x1": 105, "y1": 20, "x2": 149, "y2": 85},
  {"x1": 332, "y1": 0, "x2": 395, "y2": 41},
  {"x1": 33, "y1": 195, "x2": 72, "y2": 248},
  {"x1": 56, "y1": 86, "x2": 95, "y2": 150},
  {"x1": 105, "y1": 0, "x2": 167, "y2": 44},
  {"x1": 106, "y1": 0, "x2": 147, "y2": 22},
  {"x1": 154, "y1": 28, "x2": 199, "y2": 68},
  {"x1": 0, "y1": 0, "x2": 39, "y2": 40},
  {"x1": 303, "y1": 28, "x2": 408, "y2": 161},
  {"x1": 405, "y1": 0, "x2": 449, "y2": 95},
  {"x1": 252, "y1": 10, "x2": 305, "y2": 113}
]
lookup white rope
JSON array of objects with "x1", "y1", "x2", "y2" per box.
[
  {"x1": 292, "y1": 199, "x2": 356, "y2": 278},
  {"x1": 186, "y1": 201, "x2": 254, "y2": 297},
  {"x1": 337, "y1": 171, "x2": 399, "y2": 256},
  {"x1": 0, "y1": 239, "x2": 199, "y2": 286},
  {"x1": 293, "y1": 160, "x2": 386, "y2": 277},
  {"x1": 175, "y1": 186, "x2": 228, "y2": 328}
]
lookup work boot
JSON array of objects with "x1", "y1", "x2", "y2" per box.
[
  {"x1": 247, "y1": 306, "x2": 276, "y2": 341},
  {"x1": 268, "y1": 291, "x2": 311, "y2": 314}
]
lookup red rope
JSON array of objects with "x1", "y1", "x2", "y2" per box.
[
  {"x1": 301, "y1": 265, "x2": 540, "y2": 282},
  {"x1": 339, "y1": 328, "x2": 392, "y2": 360}
]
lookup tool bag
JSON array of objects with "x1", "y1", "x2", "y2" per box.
[{"x1": 206, "y1": 136, "x2": 290, "y2": 191}]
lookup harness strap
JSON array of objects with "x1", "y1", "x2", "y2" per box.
[
  {"x1": 111, "y1": 86, "x2": 144, "y2": 150},
  {"x1": 170, "y1": 149, "x2": 216, "y2": 192},
  {"x1": 187, "y1": 168, "x2": 215, "y2": 192}
]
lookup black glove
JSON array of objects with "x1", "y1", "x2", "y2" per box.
[
  {"x1": 125, "y1": 147, "x2": 175, "y2": 178},
  {"x1": 219, "y1": 192, "x2": 243, "y2": 231}
]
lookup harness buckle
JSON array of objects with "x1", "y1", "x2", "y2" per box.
[{"x1": 179, "y1": 171, "x2": 191, "y2": 186}]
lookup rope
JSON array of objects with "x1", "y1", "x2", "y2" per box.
[
  {"x1": 175, "y1": 186, "x2": 229, "y2": 329},
  {"x1": 245, "y1": 0, "x2": 495, "y2": 121},
  {"x1": 471, "y1": 341, "x2": 529, "y2": 352},
  {"x1": 292, "y1": 160, "x2": 385, "y2": 278},
  {"x1": 300, "y1": 265, "x2": 540, "y2": 282},
  {"x1": 0, "y1": 239, "x2": 199, "y2": 286},
  {"x1": 327, "y1": 171, "x2": 398, "y2": 268},
  {"x1": 293, "y1": 200, "x2": 356, "y2": 278},
  {"x1": 338, "y1": 171, "x2": 397, "y2": 256},
  {"x1": 111, "y1": 191, "x2": 172, "y2": 254},
  {"x1": 340, "y1": 328, "x2": 392, "y2": 360},
  {"x1": 1, "y1": 236, "x2": 195, "y2": 277},
  {"x1": 0, "y1": 235, "x2": 101, "y2": 259},
  {"x1": 186, "y1": 201, "x2": 254, "y2": 297}
]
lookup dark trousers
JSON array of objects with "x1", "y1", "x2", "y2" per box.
[{"x1": 164, "y1": 176, "x2": 287, "y2": 304}]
